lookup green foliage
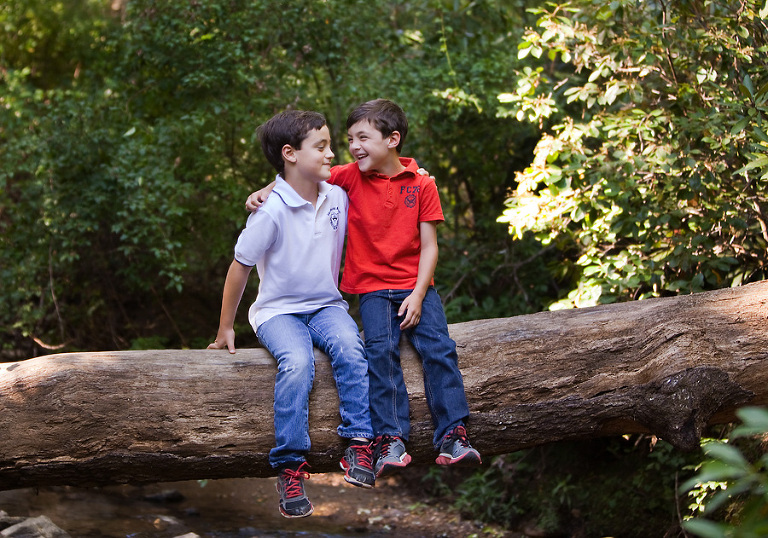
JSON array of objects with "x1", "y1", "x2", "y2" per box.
[
  {"x1": 1, "y1": 0, "x2": 543, "y2": 354},
  {"x1": 452, "y1": 461, "x2": 525, "y2": 524},
  {"x1": 681, "y1": 407, "x2": 768, "y2": 538},
  {"x1": 497, "y1": 0, "x2": 768, "y2": 308},
  {"x1": 400, "y1": 2, "x2": 557, "y2": 322},
  {"x1": 0, "y1": 0, "x2": 111, "y2": 89},
  {"x1": 129, "y1": 335, "x2": 168, "y2": 351},
  {"x1": 421, "y1": 436, "x2": 700, "y2": 536},
  {"x1": 4, "y1": 0, "x2": 766, "y2": 358}
]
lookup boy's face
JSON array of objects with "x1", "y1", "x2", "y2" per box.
[
  {"x1": 292, "y1": 125, "x2": 334, "y2": 182},
  {"x1": 347, "y1": 119, "x2": 397, "y2": 174}
]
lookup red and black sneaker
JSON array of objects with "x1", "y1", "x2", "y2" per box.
[
  {"x1": 276, "y1": 461, "x2": 313, "y2": 518},
  {"x1": 340, "y1": 441, "x2": 376, "y2": 488}
]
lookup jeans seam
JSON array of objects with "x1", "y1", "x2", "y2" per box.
[
  {"x1": 386, "y1": 290, "x2": 401, "y2": 436},
  {"x1": 307, "y1": 309, "x2": 372, "y2": 439}
]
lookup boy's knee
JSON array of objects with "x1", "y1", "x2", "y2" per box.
[{"x1": 277, "y1": 354, "x2": 314, "y2": 377}]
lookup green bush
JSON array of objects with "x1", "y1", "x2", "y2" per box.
[
  {"x1": 1, "y1": 0, "x2": 543, "y2": 354},
  {"x1": 498, "y1": 0, "x2": 768, "y2": 307},
  {"x1": 681, "y1": 407, "x2": 768, "y2": 538},
  {"x1": 421, "y1": 436, "x2": 701, "y2": 536}
]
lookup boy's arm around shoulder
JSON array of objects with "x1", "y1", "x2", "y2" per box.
[
  {"x1": 398, "y1": 221, "x2": 439, "y2": 330},
  {"x1": 244, "y1": 166, "x2": 430, "y2": 212},
  {"x1": 208, "y1": 260, "x2": 253, "y2": 353},
  {"x1": 245, "y1": 180, "x2": 276, "y2": 212}
]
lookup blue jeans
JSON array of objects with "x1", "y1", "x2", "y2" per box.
[
  {"x1": 257, "y1": 306, "x2": 372, "y2": 468},
  {"x1": 359, "y1": 287, "x2": 470, "y2": 449}
]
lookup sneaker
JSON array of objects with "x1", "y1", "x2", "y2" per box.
[
  {"x1": 340, "y1": 442, "x2": 375, "y2": 488},
  {"x1": 276, "y1": 462, "x2": 313, "y2": 518},
  {"x1": 435, "y1": 425, "x2": 482, "y2": 466},
  {"x1": 373, "y1": 435, "x2": 412, "y2": 478}
]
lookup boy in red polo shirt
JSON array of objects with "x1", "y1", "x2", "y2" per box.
[{"x1": 247, "y1": 99, "x2": 481, "y2": 477}]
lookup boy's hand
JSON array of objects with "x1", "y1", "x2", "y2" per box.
[
  {"x1": 245, "y1": 188, "x2": 271, "y2": 212},
  {"x1": 416, "y1": 167, "x2": 434, "y2": 180},
  {"x1": 207, "y1": 327, "x2": 236, "y2": 354},
  {"x1": 398, "y1": 292, "x2": 425, "y2": 330}
]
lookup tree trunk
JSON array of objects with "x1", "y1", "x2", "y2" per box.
[{"x1": 2, "y1": 281, "x2": 767, "y2": 491}]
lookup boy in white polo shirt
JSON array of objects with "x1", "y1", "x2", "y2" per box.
[{"x1": 208, "y1": 110, "x2": 375, "y2": 518}]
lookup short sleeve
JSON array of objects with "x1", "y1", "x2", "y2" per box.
[
  {"x1": 233, "y1": 211, "x2": 278, "y2": 266},
  {"x1": 418, "y1": 178, "x2": 445, "y2": 223}
]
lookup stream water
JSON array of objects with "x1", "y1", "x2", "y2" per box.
[{"x1": 0, "y1": 474, "x2": 426, "y2": 538}]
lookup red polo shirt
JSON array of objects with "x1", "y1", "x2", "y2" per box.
[{"x1": 330, "y1": 157, "x2": 444, "y2": 294}]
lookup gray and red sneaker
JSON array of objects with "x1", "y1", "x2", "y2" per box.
[
  {"x1": 435, "y1": 425, "x2": 482, "y2": 466},
  {"x1": 373, "y1": 435, "x2": 412, "y2": 477}
]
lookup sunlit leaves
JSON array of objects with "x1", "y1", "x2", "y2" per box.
[{"x1": 498, "y1": 0, "x2": 768, "y2": 308}]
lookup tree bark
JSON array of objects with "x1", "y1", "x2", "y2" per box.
[{"x1": 1, "y1": 281, "x2": 767, "y2": 491}]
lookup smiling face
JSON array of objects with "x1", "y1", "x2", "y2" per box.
[
  {"x1": 289, "y1": 125, "x2": 334, "y2": 182},
  {"x1": 347, "y1": 119, "x2": 400, "y2": 175}
]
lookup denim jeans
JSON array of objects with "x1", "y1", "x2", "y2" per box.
[
  {"x1": 359, "y1": 287, "x2": 470, "y2": 449},
  {"x1": 257, "y1": 306, "x2": 372, "y2": 468}
]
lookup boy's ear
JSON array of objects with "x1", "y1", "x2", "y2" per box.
[
  {"x1": 282, "y1": 144, "x2": 297, "y2": 164},
  {"x1": 387, "y1": 131, "x2": 401, "y2": 149}
]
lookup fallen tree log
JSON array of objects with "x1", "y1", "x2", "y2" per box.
[{"x1": 1, "y1": 281, "x2": 767, "y2": 491}]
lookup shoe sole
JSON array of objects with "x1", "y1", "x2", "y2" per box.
[
  {"x1": 276, "y1": 482, "x2": 314, "y2": 518},
  {"x1": 435, "y1": 451, "x2": 482, "y2": 466},
  {"x1": 375, "y1": 453, "x2": 412, "y2": 478},
  {"x1": 340, "y1": 461, "x2": 375, "y2": 489},
  {"x1": 278, "y1": 505, "x2": 314, "y2": 518}
]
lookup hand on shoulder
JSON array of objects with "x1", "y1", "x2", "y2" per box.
[
  {"x1": 417, "y1": 167, "x2": 436, "y2": 182},
  {"x1": 245, "y1": 189, "x2": 269, "y2": 212}
]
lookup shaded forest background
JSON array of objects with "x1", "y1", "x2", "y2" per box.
[
  {"x1": 1, "y1": 0, "x2": 766, "y2": 357},
  {"x1": 2, "y1": 1, "x2": 768, "y2": 536}
]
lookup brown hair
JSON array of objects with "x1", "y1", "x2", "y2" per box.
[
  {"x1": 257, "y1": 110, "x2": 327, "y2": 174},
  {"x1": 346, "y1": 99, "x2": 408, "y2": 153}
]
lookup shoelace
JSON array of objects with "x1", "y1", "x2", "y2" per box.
[
  {"x1": 350, "y1": 443, "x2": 373, "y2": 468},
  {"x1": 377, "y1": 435, "x2": 396, "y2": 458},
  {"x1": 447, "y1": 426, "x2": 471, "y2": 448},
  {"x1": 281, "y1": 463, "x2": 311, "y2": 498}
]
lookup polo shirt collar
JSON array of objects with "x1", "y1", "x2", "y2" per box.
[{"x1": 273, "y1": 174, "x2": 331, "y2": 208}]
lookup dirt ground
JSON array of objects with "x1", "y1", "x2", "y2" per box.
[
  {"x1": 0, "y1": 471, "x2": 518, "y2": 538},
  {"x1": 290, "y1": 472, "x2": 516, "y2": 537}
]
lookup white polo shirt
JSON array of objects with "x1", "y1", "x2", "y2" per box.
[{"x1": 234, "y1": 175, "x2": 349, "y2": 330}]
